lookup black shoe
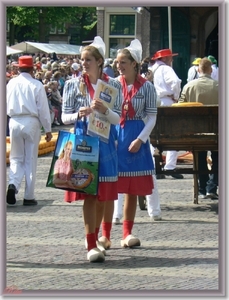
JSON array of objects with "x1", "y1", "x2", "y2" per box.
[
  {"x1": 6, "y1": 184, "x2": 16, "y2": 205},
  {"x1": 205, "y1": 193, "x2": 218, "y2": 200},
  {"x1": 23, "y1": 199, "x2": 38, "y2": 206},
  {"x1": 170, "y1": 173, "x2": 184, "y2": 179},
  {"x1": 166, "y1": 169, "x2": 184, "y2": 179},
  {"x1": 156, "y1": 174, "x2": 166, "y2": 179}
]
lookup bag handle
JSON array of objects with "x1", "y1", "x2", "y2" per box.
[
  {"x1": 82, "y1": 117, "x2": 87, "y2": 135},
  {"x1": 74, "y1": 117, "x2": 87, "y2": 135}
]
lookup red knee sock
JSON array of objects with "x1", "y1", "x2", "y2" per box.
[
  {"x1": 123, "y1": 220, "x2": 134, "y2": 239},
  {"x1": 101, "y1": 222, "x2": 112, "y2": 241},
  {"x1": 95, "y1": 227, "x2": 100, "y2": 241},
  {"x1": 86, "y1": 233, "x2": 97, "y2": 251}
]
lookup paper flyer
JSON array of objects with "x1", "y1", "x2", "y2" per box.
[
  {"x1": 94, "y1": 79, "x2": 118, "y2": 109},
  {"x1": 87, "y1": 80, "x2": 118, "y2": 143}
]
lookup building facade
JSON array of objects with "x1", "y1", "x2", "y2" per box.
[{"x1": 96, "y1": 6, "x2": 218, "y2": 86}]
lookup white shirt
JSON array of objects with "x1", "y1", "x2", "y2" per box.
[
  {"x1": 7, "y1": 73, "x2": 51, "y2": 132},
  {"x1": 211, "y1": 64, "x2": 219, "y2": 81},
  {"x1": 152, "y1": 61, "x2": 181, "y2": 105},
  {"x1": 187, "y1": 65, "x2": 199, "y2": 82}
]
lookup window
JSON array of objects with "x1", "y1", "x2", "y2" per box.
[
  {"x1": 108, "y1": 14, "x2": 136, "y2": 58},
  {"x1": 57, "y1": 24, "x2": 66, "y2": 34},
  {"x1": 49, "y1": 23, "x2": 66, "y2": 35},
  {"x1": 109, "y1": 38, "x2": 133, "y2": 58},
  {"x1": 49, "y1": 24, "x2": 56, "y2": 34},
  {"x1": 110, "y1": 15, "x2": 135, "y2": 35}
]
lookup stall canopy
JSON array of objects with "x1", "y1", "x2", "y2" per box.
[
  {"x1": 6, "y1": 46, "x2": 23, "y2": 56},
  {"x1": 11, "y1": 41, "x2": 81, "y2": 55}
]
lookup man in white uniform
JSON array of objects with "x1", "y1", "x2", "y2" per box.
[
  {"x1": 150, "y1": 48, "x2": 183, "y2": 179},
  {"x1": 6, "y1": 55, "x2": 52, "y2": 206},
  {"x1": 207, "y1": 55, "x2": 218, "y2": 81},
  {"x1": 187, "y1": 57, "x2": 201, "y2": 82}
]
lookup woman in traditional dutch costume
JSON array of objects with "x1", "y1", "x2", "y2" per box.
[
  {"x1": 98, "y1": 39, "x2": 158, "y2": 249},
  {"x1": 61, "y1": 36, "x2": 122, "y2": 262}
]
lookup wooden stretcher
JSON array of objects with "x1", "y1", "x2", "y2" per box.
[{"x1": 142, "y1": 105, "x2": 218, "y2": 206}]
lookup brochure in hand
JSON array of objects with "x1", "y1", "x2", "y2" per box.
[
  {"x1": 94, "y1": 79, "x2": 118, "y2": 109},
  {"x1": 87, "y1": 79, "x2": 118, "y2": 143}
]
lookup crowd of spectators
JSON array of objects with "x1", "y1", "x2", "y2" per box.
[
  {"x1": 6, "y1": 52, "x2": 83, "y2": 130},
  {"x1": 6, "y1": 52, "x2": 125, "y2": 133}
]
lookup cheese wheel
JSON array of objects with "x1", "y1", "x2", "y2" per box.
[
  {"x1": 172, "y1": 102, "x2": 203, "y2": 107},
  {"x1": 70, "y1": 168, "x2": 93, "y2": 189}
]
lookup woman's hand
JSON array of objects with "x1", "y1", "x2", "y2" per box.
[
  {"x1": 128, "y1": 138, "x2": 142, "y2": 153},
  {"x1": 91, "y1": 98, "x2": 107, "y2": 114},
  {"x1": 78, "y1": 106, "x2": 93, "y2": 118}
]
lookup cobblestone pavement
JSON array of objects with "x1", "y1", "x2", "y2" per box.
[{"x1": 5, "y1": 125, "x2": 219, "y2": 296}]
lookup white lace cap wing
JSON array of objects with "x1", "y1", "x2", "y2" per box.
[
  {"x1": 89, "y1": 36, "x2": 106, "y2": 59},
  {"x1": 125, "y1": 39, "x2": 142, "y2": 63}
]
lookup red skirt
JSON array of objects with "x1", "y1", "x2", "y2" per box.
[
  {"x1": 64, "y1": 181, "x2": 118, "y2": 203},
  {"x1": 118, "y1": 175, "x2": 154, "y2": 196}
]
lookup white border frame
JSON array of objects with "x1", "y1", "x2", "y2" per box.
[{"x1": 1, "y1": 0, "x2": 227, "y2": 298}]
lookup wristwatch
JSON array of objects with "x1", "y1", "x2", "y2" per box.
[{"x1": 104, "y1": 108, "x2": 109, "y2": 116}]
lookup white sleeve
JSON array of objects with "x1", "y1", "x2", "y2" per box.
[
  {"x1": 61, "y1": 112, "x2": 79, "y2": 124},
  {"x1": 187, "y1": 66, "x2": 198, "y2": 82},
  {"x1": 62, "y1": 109, "x2": 120, "y2": 125},
  {"x1": 137, "y1": 113, "x2": 157, "y2": 143},
  {"x1": 187, "y1": 67, "x2": 195, "y2": 82},
  {"x1": 105, "y1": 108, "x2": 120, "y2": 125},
  {"x1": 36, "y1": 84, "x2": 52, "y2": 133}
]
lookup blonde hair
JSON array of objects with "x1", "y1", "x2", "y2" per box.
[
  {"x1": 199, "y1": 58, "x2": 212, "y2": 74},
  {"x1": 47, "y1": 81, "x2": 54, "y2": 88},
  {"x1": 53, "y1": 71, "x2": 61, "y2": 79},
  {"x1": 79, "y1": 45, "x2": 104, "y2": 97},
  {"x1": 44, "y1": 71, "x2": 52, "y2": 79},
  {"x1": 59, "y1": 141, "x2": 73, "y2": 159}
]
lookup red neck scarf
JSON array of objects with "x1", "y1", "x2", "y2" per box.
[
  {"x1": 119, "y1": 74, "x2": 147, "y2": 127},
  {"x1": 83, "y1": 73, "x2": 109, "y2": 99}
]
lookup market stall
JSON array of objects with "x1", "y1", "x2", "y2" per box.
[{"x1": 10, "y1": 41, "x2": 81, "y2": 55}]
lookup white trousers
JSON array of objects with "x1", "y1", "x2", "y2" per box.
[
  {"x1": 164, "y1": 151, "x2": 179, "y2": 170},
  {"x1": 113, "y1": 193, "x2": 124, "y2": 219},
  {"x1": 146, "y1": 174, "x2": 161, "y2": 217},
  {"x1": 50, "y1": 111, "x2": 55, "y2": 124},
  {"x1": 8, "y1": 116, "x2": 41, "y2": 199},
  {"x1": 147, "y1": 145, "x2": 161, "y2": 217},
  {"x1": 113, "y1": 144, "x2": 161, "y2": 219},
  {"x1": 160, "y1": 97, "x2": 178, "y2": 170}
]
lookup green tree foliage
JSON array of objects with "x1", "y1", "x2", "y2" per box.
[{"x1": 6, "y1": 6, "x2": 97, "y2": 44}]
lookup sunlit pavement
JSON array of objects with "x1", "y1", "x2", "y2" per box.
[{"x1": 6, "y1": 125, "x2": 219, "y2": 295}]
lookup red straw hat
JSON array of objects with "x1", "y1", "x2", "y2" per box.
[
  {"x1": 15, "y1": 56, "x2": 34, "y2": 68},
  {"x1": 35, "y1": 62, "x2": 42, "y2": 70},
  {"x1": 151, "y1": 49, "x2": 178, "y2": 60}
]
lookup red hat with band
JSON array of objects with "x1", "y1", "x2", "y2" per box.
[
  {"x1": 15, "y1": 56, "x2": 34, "y2": 68},
  {"x1": 151, "y1": 49, "x2": 178, "y2": 60}
]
